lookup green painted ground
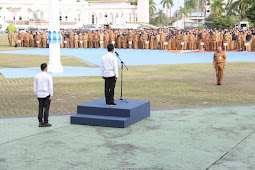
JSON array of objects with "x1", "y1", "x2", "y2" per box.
[{"x1": 0, "y1": 106, "x2": 255, "y2": 170}]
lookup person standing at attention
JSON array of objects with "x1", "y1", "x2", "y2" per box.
[
  {"x1": 213, "y1": 46, "x2": 227, "y2": 86},
  {"x1": 34, "y1": 63, "x2": 53, "y2": 127},
  {"x1": 101, "y1": 44, "x2": 118, "y2": 106}
]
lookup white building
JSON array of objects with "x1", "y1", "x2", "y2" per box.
[{"x1": 0, "y1": 0, "x2": 149, "y2": 29}]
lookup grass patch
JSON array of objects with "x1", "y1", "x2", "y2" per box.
[{"x1": 0, "y1": 36, "x2": 255, "y2": 117}]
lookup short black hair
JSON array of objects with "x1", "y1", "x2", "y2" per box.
[
  {"x1": 107, "y1": 44, "x2": 114, "y2": 52},
  {"x1": 41, "y1": 63, "x2": 47, "y2": 71}
]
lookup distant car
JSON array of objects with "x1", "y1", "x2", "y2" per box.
[
  {"x1": 27, "y1": 27, "x2": 39, "y2": 32},
  {"x1": 82, "y1": 25, "x2": 97, "y2": 31},
  {"x1": 17, "y1": 28, "x2": 26, "y2": 32}
]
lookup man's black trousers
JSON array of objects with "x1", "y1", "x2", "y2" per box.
[
  {"x1": 104, "y1": 76, "x2": 116, "y2": 104},
  {"x1": 38, "y1": 96, "x2": 51, "y2": 123}
]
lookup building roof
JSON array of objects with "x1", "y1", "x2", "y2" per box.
[{"x1": 86, "y1": 0, "x2": 135, "y2": 2}]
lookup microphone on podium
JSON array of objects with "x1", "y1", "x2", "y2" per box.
[{"x1": 115, "y1": 52, "x2": 119, "y2": 56}]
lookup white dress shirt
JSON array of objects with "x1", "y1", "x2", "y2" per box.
[
  {"x1": 34, "y1": 72, "x2": 53, "y2": 98},
  {"x1": 101, "y1": 52, "x2": 119, "y2": 78}
]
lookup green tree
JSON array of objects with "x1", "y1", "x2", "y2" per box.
[
  {"x1": 160, "y1": 0, "x2": 174, "y2": 18},
  {"x1": 246, "y1": 2, "x2": 255, "y2": 25},
  {"x1": 131, "y1": 0, "x2": 138, "y2": 5},
  {"x1": 6, "y1": 24, "x2": 17, "y2": 33},
  {"x1": 149, "y1": 0, "x2": 157, "y2": 16},
  {"x1": 213, "y1": 15, "x2": 243, "y2": 29},
  {"x1": 155, "y1": 9, "x2": 168, "y2": 27},
  {"x1": 210, "y1": 0, "x2": 224, "y2": 17},
  {"x1": 230, "y1": 0, "x2": 254, "y2": 19},
  {"x1": 185, "y1": 0, "x2": 197, "y2": 19}
]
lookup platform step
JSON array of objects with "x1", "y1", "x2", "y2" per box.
[{"x1": 70, "y1": 114, "x2": 129, "y2": 128}]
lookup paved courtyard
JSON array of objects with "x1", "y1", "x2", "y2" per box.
[{"x1": 1, "y1": 105, "x2": 255, "y2": 170}]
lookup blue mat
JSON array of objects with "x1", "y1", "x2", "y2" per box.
[
  {"x1": 1, "y1": 49, "x2": 254, "y2": 66},
  {"x1": 0, "y1": 66, "x2": 101, "y2": 78}
]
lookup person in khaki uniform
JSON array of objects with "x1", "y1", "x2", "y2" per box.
[
  {"x1": 13, "y1": 32, "x2": 18, "y2": 46},
  {"x1": 223, "y1": 33, "x2": 230, "y2": 51},
  {"x1": 65, "y1": 32, "x2": 70, "y2": 48},
  {"x1": 213, "y1": 46, "x2": 227, "y2": 85},
  {"x1": 188, "y1": 32, "x2": 195, "y2": 50},
  {"x1": 133, "y1": 33, "x2": 139, "y2": 49},
  {"x1": 74, "y1": 33, "x2": 79, "y2": 48},
  {"x1": 182, "y1": 32, "x2": 188, "y2": 50},
  {"x1": 69, "y1": 30, "x2": 74, "y2": 48},
  {"x1": 149, "y1": 32, "x2": 154, "y2": 50},
  {"x1": 99, "y1": 31, "x2": 104, "y2": 48},
  {"x1": 167, "y1": 34, "x2": 172, "y2": 50},
  {"x1": 104, "y1": 31, "x2": 110, "y2": 47},
  {"x1": 176, "y1": 31, "x2": 182, "y2": 50},
  {"x1": 110, "y1": 31, "x2": 115, "y2": 46},
  {"x1": 24, "y1": 31, "x2": 30, "y2": 47},
  {"x1": 212, "y1": 32, "x2": 217, "y2": 51},
  {"x1": 94, "y1": 32, "x2": 100, "y2": 48},
  {"x1": 171, "y1": 34, "x2": 176, "y2": 50},
  {"x1": 252, "y1": 33, "x2": 255, "y2": 51},
  {"x1": 30, "y1": 32, "x2": 34, "y2": 47},
  {"x1": 18, "y1": 32, "x2": 25, "y2": 47},
  {"x1": 123, "y1": 33, "x2": 128, "y2": 49},
  {"x1": 156, "y1": 33, "x2": 160, "y2": 49},
  {"x1": 83, "y1": 32, "x2": 88, "y2": 48},
  {"x1": 78, "y1": 33, "x2": 83, "y2": 48},
  {"x1": 88, "y1": 31, "x2": 94, "y2": 48},
  {"x1": 205, "y1": 32, "x2": 210, "y2": 51},
  {"x1": 8, "y1": 32, "x2": 12, "y2": 47},
  {"x1": 245, "y1": 32, "x2": 252, "y2": 51},
  {"x1": 160, "y1": 32, "x2": 166, "y2": 49},
  {"x1": 141, "y1": 31, "x2": 148, "y2": 49},
  {"x1": 117, "y1": 33, "x2": 123, "y2": 49},
  {"x1": 60, "y1": 31, "x2": 64, "y2": 48},
  {"x1": 237, "y1": 32, "x2": 243, "y2": 51},
  {"x1": 128, "y1": 31, "x2": 133, "y2": 49},
  {"x1": 42, "y1": 32, "x2": 47, "y2": 48}
]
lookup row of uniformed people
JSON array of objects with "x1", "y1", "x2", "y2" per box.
[{"x1": 8, "y1": 29, "x2": 255, "y2": 51}]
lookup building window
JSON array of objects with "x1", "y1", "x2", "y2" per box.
[
  {"x1": 60, "y1": 16, "x2": 62, "y2": 21},
  {"x1": 105, "y1": 15, "x2": 107, "y2": 17},
  {"x1": 65, "y1": 16, "x2": 68, "y2": 21},
  {"x1": 92, "y1": 15, "x2": 94, "y2": 24},
  {"x1": 19, "y1": 16, "x2": 22, "y2": 20}
]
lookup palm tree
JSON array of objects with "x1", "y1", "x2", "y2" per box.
[
  {"x1": 210, "y1": 0, "x2": 224, "y2": 17},
  {"x1": 149, "y1": 0, "x2": 157, "y2": 16},
  {"x1": 160, "y1": 0, "x2": 174, "y2": 18},
  {"x1": 230, "y1": 0, "x2": 253, "y2": 19},
  {"x1": 155, "y1": 9, "x2": 167, "y2": 26},
  {"x1": 185, "y1": 0, "x2": 197, "y2": 19}
]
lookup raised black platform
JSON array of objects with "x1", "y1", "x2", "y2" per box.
[{"x1": 70, "y1": 99, "x2": 150, "y2": 128}]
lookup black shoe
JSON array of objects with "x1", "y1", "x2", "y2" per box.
[
  {"x1": 108, "y1": 103, "x2": 117, "y2": 106},
  {"x1": 44, "y1": 123, "x2": 52, "y2": 127},
  {"x1": 217, "y1": 83, "x2": 221, "y2": 85},
  {"x1": 39, "y1": 122, "x2": 45, "y2": 127}
]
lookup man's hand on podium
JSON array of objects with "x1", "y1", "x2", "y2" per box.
[{"x1": 115, "y1": 77, "x2": 118, "y2": 81}]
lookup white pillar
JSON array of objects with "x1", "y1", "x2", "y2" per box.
[{"x1": 48, "y1": 0, "x2": 63, "y2": 73}]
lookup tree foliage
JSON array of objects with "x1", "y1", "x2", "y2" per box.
[{"x1": 6, "y1": 24, "x2": 16, "y2": 33}]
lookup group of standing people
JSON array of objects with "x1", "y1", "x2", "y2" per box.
[{"x1": 8, "y1": 28, "x2": 255, "y2": 51}]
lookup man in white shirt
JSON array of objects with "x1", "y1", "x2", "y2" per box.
[
  {"x1": 34, "y1": 63, "x2": 53, "y2": 127},
  {"x1": 101, "y1": 44, "x2": 118, "y2": 106}
]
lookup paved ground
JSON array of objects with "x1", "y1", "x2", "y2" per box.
[{"x1": 1, "y1": 105, "x2": 255, "y2": 170}]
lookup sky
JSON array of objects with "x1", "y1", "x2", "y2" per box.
[{"x1": 154, "y1": 0, "x2": 184, "y2": 16}]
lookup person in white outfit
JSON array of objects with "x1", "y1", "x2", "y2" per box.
[
  {"x1": 101, "y1": 44, "x2": 119, "y2": 106},
  {"x1": 34, "y1": 63, "x2": 53, "y2": 127}
]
